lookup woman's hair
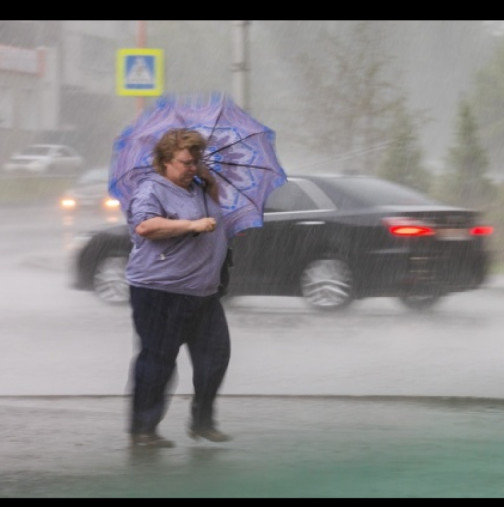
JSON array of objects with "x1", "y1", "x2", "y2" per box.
[{"x1": 152, "y1": 128, "x2": 207, "y2": 175}]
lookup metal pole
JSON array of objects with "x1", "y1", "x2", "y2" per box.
[
  {"x1": 137, "y1": 20, "x2": 146, "y2": 116},
  {"x1": 231, "y1": 21, "x2": 250, "y2": 111}
]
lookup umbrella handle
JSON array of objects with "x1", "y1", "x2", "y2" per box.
[
  {"x1": 193, "y1": 177, "x2": 209, "y2": 216},
  {"x1": 193, "y1": 175, "x2": 205, "y2": 188},
  {"x1": 191, "y1": 177, "x2": 209, "y2": 237}
]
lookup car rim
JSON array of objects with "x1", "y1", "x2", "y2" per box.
[
  {"x1": 93, "y1": 256, "x2": 129, "y2": 304},
  {"x1": 300, "y1": 259, "x2": 353, "y2": 309}
]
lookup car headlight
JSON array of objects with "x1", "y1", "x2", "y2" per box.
[
  {"x1": 60, "y1": 197, "x2": 77, "y2": 210},
  {"x1": 103, "y1": 197, "x2": 121, "y2": 210}
]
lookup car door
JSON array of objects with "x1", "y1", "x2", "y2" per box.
[
  {"x1": 229, "y1": 216, "x2": 289, "y2": 295},
  {"x1": 228, "y1": 178, "x2": 334, "y2": 296}
]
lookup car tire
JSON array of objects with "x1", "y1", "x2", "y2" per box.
[
  {"x1": 398, "y1": 293, "x2": 441, "y2": 310},
  {"x1": 93, "y1": 255, "x2": 129, "y2": 304},
  {"x1": 300, "y1": 258, "x2": 354, "y2": 310}
]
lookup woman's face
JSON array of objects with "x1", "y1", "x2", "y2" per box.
[{"x1": 163, "y1": 148, "x2": 198, "y2": 189}]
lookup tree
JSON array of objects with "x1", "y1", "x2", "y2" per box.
[
  {"x1": 376, "y1": 101, "x2": 430, "y2": 193},
  {"x1": 438, "y1": 99, "x2": 494, "y2": 209},
  {"x1": 470, "y1": 38, "x2": 504, "y2": 178},
  {"x1": 293, "y1": 21, "x2": 424, "y2": 175},
  {"x1": 485, "y1": 182, "x2": 504, "y2": 266}
]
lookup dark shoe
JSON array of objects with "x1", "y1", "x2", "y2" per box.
[
  {"x1": 130, "y1": 433, "x2": 175, "y2": 449},
  {"x1": 188, "y1": 427, "x2": 232, "y2": 442}
]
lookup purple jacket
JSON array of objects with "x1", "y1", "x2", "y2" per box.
[{"x1": 125, "y1": 173, "x2": 228, "y2": 297}]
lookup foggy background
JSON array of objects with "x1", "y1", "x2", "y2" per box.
[
  {"x1": 1, "y1": 20, "x2": 504, "y2": 263},
  {"x1": 0, "y1": 20, "x2": 501, "y2": 171}
]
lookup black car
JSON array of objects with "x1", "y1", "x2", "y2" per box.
[
  {"x1": 71, "y1": 174, "x2": 494, "y2": 310},
  {"x1": 58, "y1": 167, "x2": 122, "y2": 227}
]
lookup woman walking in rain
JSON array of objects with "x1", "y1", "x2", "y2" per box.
[{"x1": 126, "y1": 128, "x2": 232, "y2": 448}]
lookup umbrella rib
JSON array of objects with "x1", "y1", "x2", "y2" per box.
[
  {"x1": 204, "y1": 160, "x2": 277, "y2": 173},
  {"x1": 206, "y1": 131, "x2": 266, "y2": 158},
  {"x1": 109, "y1": 165, "x2": 153, "y2": 184},
  {"x1": 209, "y1": 169, "x2": 261, "y2": 212}
]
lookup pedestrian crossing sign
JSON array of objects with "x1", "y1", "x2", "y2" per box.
[{"x1": 116, "y1": 49, "x2": 164, "y2": 96}]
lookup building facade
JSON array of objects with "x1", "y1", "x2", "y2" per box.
[{"x1": 0, "y1": 20, "x2": 137, "y2": 167}]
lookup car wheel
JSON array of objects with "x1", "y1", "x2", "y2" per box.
[
  {"x1": 300, "y1": 258, "x2": 354, "y2": 310},
  {"x1": 93, "y1": 255, "x2": 129, "y2": 304},
  {"x1": 398, "y1": 293, "x2": 441, "y2": 310}
]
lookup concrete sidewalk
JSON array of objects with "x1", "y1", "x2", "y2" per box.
[{"x1": 2, "y1": 394, "x2": 504, "y2": 498}]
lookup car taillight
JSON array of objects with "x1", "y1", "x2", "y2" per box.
[
  {"x1": 389, "y1": 225, "x2": 435, "y2": 237},
  {"x1": 383, "y1": 217, "x2": 435, "y2": 237},
  {"x1": 470, "y1": 225, "x2": 494, "y2": 236}
]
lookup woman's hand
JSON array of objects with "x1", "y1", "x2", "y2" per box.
[
  {"x1": 197, "y1": 162, "x2": 219, "y2": 204},
  {"x1": 193, "y1": 217, "x2": 217, "y2": 233},
  {"x1": 196, "y1": 162, "x2": 215, "y2": 185}
]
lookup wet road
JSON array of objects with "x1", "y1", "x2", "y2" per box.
[
  {"x1": 2, "y1": 246, "x2": 504, "y2": 399},
  {"x1": 2, "y1": 395, "x2": 504, "y2": 498},
  {"x1": 2, "y1": 204, "x2": 504, "y2": 497},
  {"x1": 2, "y1": 203, "x2": 504, "y2": 398}
]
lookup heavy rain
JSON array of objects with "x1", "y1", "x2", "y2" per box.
[{"x1": 1, "y1": 20, "x2": 504, "y2": 498}]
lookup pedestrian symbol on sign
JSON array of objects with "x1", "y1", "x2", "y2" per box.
[
  {"x1": 125, "y1": 56, "x2": 154, "y2": 89},
  {"x1": 116, "y1": 49, "x2": 164, "y2": 96}
]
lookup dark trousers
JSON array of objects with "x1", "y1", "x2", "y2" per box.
[{"x1": 129, "y1": 285, "x2": 231, "y2": 435}]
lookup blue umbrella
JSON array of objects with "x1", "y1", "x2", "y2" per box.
[{"x1": 109, "y1": 92, "x2": 287, "y2": 238}]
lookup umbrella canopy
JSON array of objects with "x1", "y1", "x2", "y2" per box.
[{"x1": 109, "y1": 92, "x2": 287, "y2": 238}]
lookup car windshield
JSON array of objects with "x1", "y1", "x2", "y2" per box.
[
  {"x1": 314, "y1": 176, "x2": 440, "y2": 209},
  {"x1": 77, "y1": 168, "x2": 109, "y2": 185}
]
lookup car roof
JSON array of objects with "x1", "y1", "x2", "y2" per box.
[
  {"x1": 76, "y1": 167, "x2": 109, "y2": 182},
  {"x1": 288, "y1": 172, "x2": 376, "y2": 180},
  {"x1": 283, "y1": 173, "x2": 444, "y2": 207},
  {"x1": 28, "y1": 144, "x2": 69, "y2": 148}
]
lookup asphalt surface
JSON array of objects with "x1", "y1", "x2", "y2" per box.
[
  {"x1": 2, "y1": 394, "x2": 504, "y2": 498},
  {"x1": 2, "y1": 276, "x2": 504, "y2": 498}
]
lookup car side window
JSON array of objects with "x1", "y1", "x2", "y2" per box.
[
  {"x1": 265, "y1": 181, "x2": 318, "y2": 212},
  {"x1": 324, "y1": 187, "x2": 361, "y2": 210}
]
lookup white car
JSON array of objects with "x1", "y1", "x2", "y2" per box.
[{"x1": 3, "y1": 144, "x2": 84, "y2": 175}]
